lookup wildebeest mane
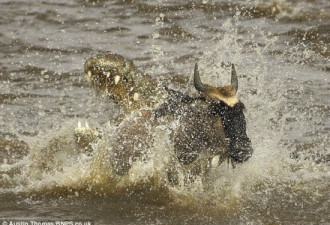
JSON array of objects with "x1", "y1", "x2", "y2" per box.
[{"x1": 154, "y1": 87, "x2": 202, "y2": 118}]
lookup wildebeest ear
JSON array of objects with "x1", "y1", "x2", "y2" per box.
[
  {"x1": 231, "y1": 64, "x2": 238, "y2": 92},
  {"x1": 154, "y1": 102, "x2": 168, "y2": 118}
]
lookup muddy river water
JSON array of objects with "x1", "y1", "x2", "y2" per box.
[{"x1": 0, "y1": 0, "x2": 329, "y2": 224}]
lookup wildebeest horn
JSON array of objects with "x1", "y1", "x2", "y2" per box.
[
  {"x1": 231, "y1": 63, "x2": 238, "y2": 91},
  {"x1": 194, "y1": 63, "x2": 210, "y2": 92}
]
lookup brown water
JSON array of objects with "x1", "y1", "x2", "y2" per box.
[{"x1": 0, "y1": 0, "x2": 329, "y2": 224}]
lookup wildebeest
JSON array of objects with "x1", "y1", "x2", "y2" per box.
[{"x1": 84, "y1": 54, "x2": 253, "y2": 178}]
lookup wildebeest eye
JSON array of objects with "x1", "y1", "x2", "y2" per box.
[{"x1": 209, "y1": 100, "x2": 229, "y2": 116}]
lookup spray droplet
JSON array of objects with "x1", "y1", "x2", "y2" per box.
[
  {"x1": 133, "y1": 92, "x2": 140, "y2": 101},
  {"x1": 114, "y1": 75, "x2": 121, "y2": 85}
]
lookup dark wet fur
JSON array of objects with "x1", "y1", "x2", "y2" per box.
[{"x1": 155, "y1": 87, "x2": 201, "y2": 118}]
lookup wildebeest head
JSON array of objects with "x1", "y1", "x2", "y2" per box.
[
  {"x1": 193, "y1": 63, "x2": 253, "y2": 163},
  {"x1": 156, "y1": 63, "x2": 253, "y2": 166}
]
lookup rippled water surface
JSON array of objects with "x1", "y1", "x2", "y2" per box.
[{"x1": 0, "y1": 0, "x2": 329, "y2": 224}]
